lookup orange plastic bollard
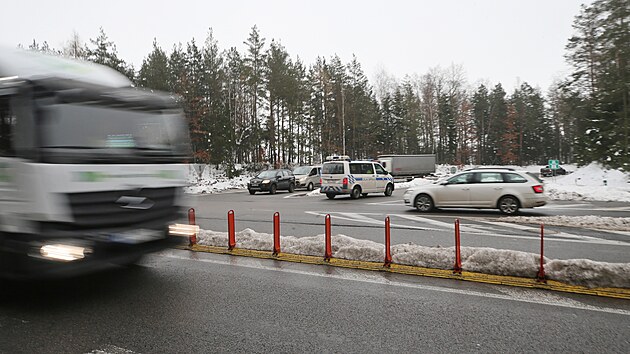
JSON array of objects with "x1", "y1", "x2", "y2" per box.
[
  {"x1": 228, "y1": 210, "x2": 236, "y2": 250},
  {"x1": 384, "y1": 216, "x2": 392, "y2": 267},
  {"x1": 324, "y1": 214, "x2": 332, "y2": 261},
  {"x1": 273, "y1": 212, "x2": 280, "y2": 255},
  {"x1": 188, "y1": 208, "x2": 197, "y2": 246},
  {"x1": 537, "y1": 223, "x2": 546, "y2": 282},
  {"x1": 453, "y1": 219, "x2": 462, "y2": 274}
]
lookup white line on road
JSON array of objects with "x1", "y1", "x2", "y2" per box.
[
  {"x1": 86, "y1": 344, "x2": 136, "y2": 354},
  {"x1": 304, "y1": 211, "x2": 443, "y2": 231},
  {"x1": 305, "y1": 211, "x2": 630, "y2": 246},
  {"x1": 158, "y1": 251, "x2": 630, "y2": 316}
]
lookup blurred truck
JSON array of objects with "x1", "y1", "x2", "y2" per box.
[
  {"x1": 376, "y1": 154, "x2": 436, "y2": 180},
  {"x1": 0, "y1": 48, "x2": 195, "y2": 278}
]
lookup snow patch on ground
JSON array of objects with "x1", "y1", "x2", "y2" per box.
[
  {"x1": 197, "y1": 228, "x2": 630, "y2": 289},
  {"x1": 489, "y1": 216, "x2": 630, "y2": 231},
  {"x1": 543, "y1": 162, "x2": 630, "y2": 202},
  {"x1": 185, "y1": 165, "x2": 250, "y2": 194}
]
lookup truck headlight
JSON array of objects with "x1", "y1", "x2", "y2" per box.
[
  {"x1": 40, "y1": 244, "x2": 88, "y2": 262},
  {"x1": 169, "y1": 223, "x2": 200, "y2": 237}
]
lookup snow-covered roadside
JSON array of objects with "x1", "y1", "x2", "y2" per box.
[
  {"x1": 197, "y1": 228, "x2": 630, "y2": 289},
  {"x1": 489, "y1": 216, "x2": 630, "y2": 232},
  {"x1": 543, "y1": 163, "x2": 630, "y2": 202},
  {"x1": 185, "y1": 164, "x2": 250, "y2": 194}
]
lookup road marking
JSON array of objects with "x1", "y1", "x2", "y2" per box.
[
  {"x1": 304, "y1": 211, "x2": 630, "y2": 246},
  {"x1": 86, "y1": 345, "x2": 136, "y2": 354},
  {"x1": 600, "y1": 229, "x2": 630, "y2": 237},
  {"x1": 159, "y1": 251, "x2": 630, "y2": 316},
  {"x1": 539, "y1": 204, "x2": 589, "y2": 209},
  {"x1": 367, "y1": 200, "x2": 405, "y2": 206},
  {"x1": 305, "y1": 211, "x2": 442, "y2": 231},
  {"x1": 540, "y1": 204, "x2": 630, "y2": 212},
  {"x1": 395, "y1": 214, "x2": 481, "y2": 233}
]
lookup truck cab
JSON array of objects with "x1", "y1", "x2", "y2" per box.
[{"x1": 0, "y1": 48, "x2": 193, "y2": 278}]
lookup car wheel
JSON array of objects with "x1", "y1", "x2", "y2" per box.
[
  {"x1": 288, "y1": 183, "x2": 295, "y2": 193},
  {"x1": 249, "y1": 190, "x2": 256, "y2": 195},
  {"x1": 269, "y1": 184, "x2": 277, "y2": 195},
  {"x1": 384, "y1": 183, "x2": 394, "y2": 197},
  {"x1": 350, "y1": 186, "x2": 361, "y2": 199},
  {"x1": 498, "y1": 195, "x2": 520, "y2": 215},
  {"x1": 414, "y1": 194, "x2": 434, "y2": 212},
  {"x1": 326, "y1": 193, "x2": 336, "y2": 200},
  {"x1": 307, "y1": 182, "x2": 314, "y2": 191}
]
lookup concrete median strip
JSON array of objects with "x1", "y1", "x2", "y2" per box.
[{"x1": 186, "y1": 244, "x2": 630, "y2": 300}]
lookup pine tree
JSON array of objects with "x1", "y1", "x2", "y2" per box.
[
  {"x1": 86, "y1": 27, "x2": 134, "y2": 80},
  {"x1": 243, "y1": 25, "x2": 267, "y2": 164},
  {"x1": 63, "y1": 31, "x2": 86, "y2": 59},
  {"x1": 137, "y1": 39, "x2": 169, "y2": 91},
  {"x1": 565, "y1": 0, "x2": 630, "y2": 170},
  {"x1": 486, "y1": 84, "x2": 508, "y2": 165}
]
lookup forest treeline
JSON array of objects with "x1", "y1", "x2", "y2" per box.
[{"x1": 23, "y1": 0, "x2": 629, "y2": 172}]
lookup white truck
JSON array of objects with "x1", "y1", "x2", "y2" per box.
[
  {"x1": 376, "y1": 154, "x2": 436, "y2": 180},
  {"x1": 0, "y1": 48, "x2": 194, "y2": 278}
]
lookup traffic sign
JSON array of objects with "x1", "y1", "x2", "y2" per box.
[{"x1": 548, "y1": 159, "x2": 560, "y2": 170}]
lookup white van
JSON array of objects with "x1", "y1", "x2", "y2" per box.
[
  {"x1": 320, "y1": 157, "x2": 394, "y2": 199},
  {"x1": 292, "y1": 165, "x2": 321, "y2": 191}
]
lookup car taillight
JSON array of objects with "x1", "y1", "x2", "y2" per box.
[
  {"x1": 342, "y1": 177, "x2": 348, "y2": 189},
  {"x1": 532, "y1": 185, "x2": 544, "y2": 193}
]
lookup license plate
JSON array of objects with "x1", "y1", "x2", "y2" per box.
[{"x1": 109, "y1": 229, "x2": 163, "y2": 244}]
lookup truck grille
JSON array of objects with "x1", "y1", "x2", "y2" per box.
[{"x1": 62, "y1": 187, "x2": 179, "y2": 230}]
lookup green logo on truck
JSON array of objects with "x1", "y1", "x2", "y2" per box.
[{"x1": 75, "y1": 170, "x2": 181, "y2": 182}]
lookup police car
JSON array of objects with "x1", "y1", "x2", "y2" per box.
[{"x1": 320, "y1": 156, "x2": 395, "y2": 199}]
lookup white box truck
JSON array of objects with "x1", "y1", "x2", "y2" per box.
[
  {"x1": 376, "y1": 154, "x2": 436, "y2": 179},
  {"x1": 0, "y1": 48, "x2": 195, "y2": 278}
]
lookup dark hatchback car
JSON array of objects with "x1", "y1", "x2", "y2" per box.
[
  {"x1": 248, "y1": 169, "x2": 296, "y2": 194},
  {"x1": 540, "y1": 165, "x2": 568, "y2": 177}
]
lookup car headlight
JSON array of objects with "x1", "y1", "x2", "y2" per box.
[{"x1": 262, "y1": 179, "x2": 270, "y2": 184}]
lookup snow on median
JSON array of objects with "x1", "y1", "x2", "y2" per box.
[{"x1": 197, "y1": 228, "x2": 630, "y2": 289}]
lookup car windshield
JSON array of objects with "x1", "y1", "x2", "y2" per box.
[
  {"x1": 293, "y1": 166, "x2": 311, "y2": 175},
  {"x1": 256, "y1": 170, "x2": 277, "y2": 178}
]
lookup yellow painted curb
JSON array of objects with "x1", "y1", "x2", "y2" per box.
[{"x1": 185, "y1": 244, "x2": 630, "y2": 300}]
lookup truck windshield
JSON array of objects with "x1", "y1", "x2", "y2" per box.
[{"x1": 39, "y1": 103, "x2": 190, "y2": 163}]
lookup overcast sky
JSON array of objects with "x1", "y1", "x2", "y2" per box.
[{"x1": 1, "y1": 0, "x2": 590, "y2": 92}]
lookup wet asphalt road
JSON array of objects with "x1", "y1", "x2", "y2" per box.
[{"x1": 1, "y1": 249, "x2": 629, "y2": 353}]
